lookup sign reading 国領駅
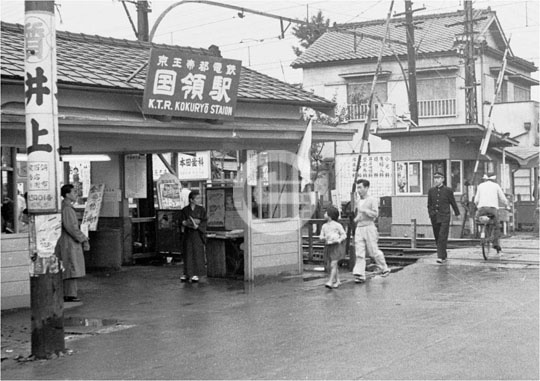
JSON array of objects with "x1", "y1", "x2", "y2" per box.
[{"x1": 143, "y1": 49, "x2": 241, "y2": 120}]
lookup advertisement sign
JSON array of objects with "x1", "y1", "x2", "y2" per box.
[
  {"x1": 143, "y1": 49, "x2": 241, "y2": 120},
  {"x1": 206, "y1": 188, "x2": 225, "y2": 228},
  {"x1": 24, "y1": 12, "x2": 60, "y2": 213},
  {"x1": 125, "y1": 154, "x2": 147, "y2": 198},
  {"x1": 81, "y1": 184, "x2": 104, "y2": 231},
  {"x1": 335, "y1": 153, "x2": 392, "y2": 202},
  {"x1": 177, "y1": 151, "x2": 211, "y2": 181},
  {"x1": 156, "y1": 173, "x2": 183, "y2": 209}
]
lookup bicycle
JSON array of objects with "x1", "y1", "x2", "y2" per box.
[{"x1": 476, "y1": 215, "x2": 496, "y2": 260}]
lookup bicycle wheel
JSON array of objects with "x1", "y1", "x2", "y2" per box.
[{"x1": 481, "y1": 225, "x2": 491, "y2": 260}]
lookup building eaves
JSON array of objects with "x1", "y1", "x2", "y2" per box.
[
  {"x1": 291, "y1": 8, "x2": 498, "y2": 68},
  {"x1": 0, "y1": 21, "x2": 334, "y2": 110}
]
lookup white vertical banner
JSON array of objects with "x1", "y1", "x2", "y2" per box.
[
  {"x1": 297, "y1": 118, "x2": 313, "y2": 190},
  {"x1": 24, "y1": 10, "x2": 60, "y2": 213}
]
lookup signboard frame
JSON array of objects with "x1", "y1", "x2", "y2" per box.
[{"x1": 142, "y1": 49, "x2": 241, "y2": 121}]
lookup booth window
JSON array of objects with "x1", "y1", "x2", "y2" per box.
[
  {"x1": 251, "y1": 151, "x2": 295, "y2": 219},
  {"x1": 422, "y1": 160, "x2": 445, "y2": 193},
  {"x1": 450, "y1": 160, "x2": 463, "y2": 193},
  {"x1": 395, "y1": 161, "x2": 422, "y2": 194}
]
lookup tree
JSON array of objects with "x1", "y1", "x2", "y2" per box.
[{"x1": 292, "y1": 10, "x2": 331, "y2": 57}]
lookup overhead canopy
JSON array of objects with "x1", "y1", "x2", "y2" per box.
[{"x1": 1, "y1": 102, "x2": 355, "y2": 153}]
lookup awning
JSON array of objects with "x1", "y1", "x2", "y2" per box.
[
  {"x1": 1, "y1": 103, "x2": 356, "y2": 154},
  {"x1": 489, "y1": 67, "x2": 539, "y2": 86}
]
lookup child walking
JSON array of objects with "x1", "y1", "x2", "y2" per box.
[{"x1": 320, "y1": 206, "x2": 346, "y2": 289}]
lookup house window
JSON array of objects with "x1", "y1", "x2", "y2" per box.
[
  {"x1": 514, "y1": 85, "x2": 531, "y2": 102},
  {"x1": 417, "y1": 77, "x2": 457, "y2": 117},
  {"x1": 495, "y1": 78, "x2": 508, "y2": 103},
  {"x1": 346, "y1": 82, "x2": 387, "y2": 120},
  {"x1": 396, "y1": 161, "x2": 422, "y2": 194},
  {"x1": 514, "y1": 169, "x2": 532, "y2": 201}
]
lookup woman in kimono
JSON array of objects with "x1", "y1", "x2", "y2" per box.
[
  {"x1": 55, "y1": 184, "x2": 89, "y2": 302},
  {"x1": 180, "y1": 190, "x2": 207, "y2": 283}
]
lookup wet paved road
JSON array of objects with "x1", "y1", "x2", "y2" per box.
[{"x1": 2, "y1": 236, "x2": 538, "y2": 380}]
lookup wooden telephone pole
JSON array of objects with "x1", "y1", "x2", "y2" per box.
[
  {"x1": 395, "y1": 1, "x2": 425, "y2": 127},
  {"x1": 464, "y1": 0, "x2": 478, "y2": 124},
  {"x1": 25, "y1": 0, "x2": 65, "y2": 358}
]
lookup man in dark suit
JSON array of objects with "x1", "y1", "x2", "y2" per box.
[{"x1": 427, "y1": 172, "x2": 460, "y2": 263}]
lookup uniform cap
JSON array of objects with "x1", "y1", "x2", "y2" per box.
[{"x1": 433, "y1": 171, "x2": 444, "y2": 178}]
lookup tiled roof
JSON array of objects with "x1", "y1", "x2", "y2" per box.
[
  {"x1": 292, "y1": 8, "x2": 499, "y2": 67},
  {"x1": 1, "y1": 22, "x2": 333, "y2": 107}
]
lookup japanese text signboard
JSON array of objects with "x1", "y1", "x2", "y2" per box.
[
  {"x1": 143, "y1": 49, "x2": 242, "y2": 120},
  {"x1": 24, "y1": 10, "x2": 61, "y2": 213},
  {"x1": 81, "y1": 184, "x2": 105, "y2": 232},
  {"x1": 335, "y1": 153, "x2": 392, "y2": 202},
  {"x1": 177, "y1": 151, "x2": 211, "y2": 181}
]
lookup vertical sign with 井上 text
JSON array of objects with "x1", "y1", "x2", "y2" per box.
[
  {"x1": 24, "y1": 9, "x2": 61, "y2": 213},
  {"x1": 143, "y1": 49, "x2": 241, "y2": 120}
]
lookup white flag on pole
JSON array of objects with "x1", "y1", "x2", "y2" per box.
[{"x1": 297, "y1": 118, "x2": 313, "y2": 190}]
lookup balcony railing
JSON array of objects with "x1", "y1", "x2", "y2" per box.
[
  {"x1": 346, "y1": 103, "x2": 379, "y2": 121},
  {"x1": 418, "y1": 99, "x2": 456, "y2": 117}
]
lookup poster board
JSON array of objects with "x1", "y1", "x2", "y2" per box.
[
  {"x1": 206, "y1": 187, "x2": 243, "y2": 231},
  {"x1": 81, "y1": 183, "x2": 105, "y2": 232},
  {"x1": 156, "y1": 173, "x2": 183, "y2": 209},
  {"x1": 206, "y1": 188, "x2": 225, "y2": 229},
  {"x1": 125, "y1": 154, "x2": 147, "y2": 198}
]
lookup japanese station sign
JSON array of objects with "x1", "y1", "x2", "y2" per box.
[
  {"x1": 143, "y1": 49, "x2": 241, "y2": 121},
  {"x1": 24, "y1": 10, "x2": 61, "y2": 213}
]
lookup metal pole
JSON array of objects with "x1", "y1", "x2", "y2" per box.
[{"x1": 25, "y1": 0, "x2": 65, "y2": 358}]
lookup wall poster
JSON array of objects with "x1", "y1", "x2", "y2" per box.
[
  {"x1": 125, "y1": 154, "x2": 147, "y2": 198},
  {"x1": 156, "y1": 173, "x2": 183, "y2": 209},
  {"x1": 206, "y1": 188, "x2": 225, "y2": 229}
]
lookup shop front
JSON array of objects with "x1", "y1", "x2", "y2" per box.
[{"x1": 1, "y1": 22, "x2": 355, "y2": 309}]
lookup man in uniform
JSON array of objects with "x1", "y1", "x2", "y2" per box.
[{"x1": 427, "y1": 172, "x2": 460, "y2": 263}]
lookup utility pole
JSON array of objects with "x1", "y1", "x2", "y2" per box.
[
  {"x1": 25, "y1": 0, "x2": 65, "y2": 358},
  {"x1": 134, "y1": 1, "x2": 156, "y2": 219},
  {"x1": 137, "y1": 0, "x2": 150, "y2": 42},
  {"x1": 446, "y1": 0, "x2": 486, "y2": 125},
  {"x1": 464, "y1": 0, "x2": 478, "y2": 124},
  {"x1": 404, "y1": 0, "x2": 418, "y2": 125},
  {"x1": 395, "y1": 0, "x2": 424, "y2": 127}
]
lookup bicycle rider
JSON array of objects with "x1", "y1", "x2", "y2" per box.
[{"x1": 473, "y1": 173, "x2": 509, "y2": 253}]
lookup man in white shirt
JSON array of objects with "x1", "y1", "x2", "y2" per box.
[{"x1": 474, "y1": 173, "x2": 509, "y2": 252}]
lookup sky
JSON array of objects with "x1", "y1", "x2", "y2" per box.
[{"x1": 1, "y1": 0, "x2": 539, "y2": 98}]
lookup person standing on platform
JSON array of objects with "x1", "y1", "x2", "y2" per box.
[
  {"x1": 180, "y1": 190, "x2": 207, "y2": 283},
  {"x1": 352, "y1": 179, "x2": 391, "y2": 283},
  {"x1": 55, "y1": 184, "x2": 90, "y2": 302},
  {"x1": 320, "y1": 206, "x2": 346, "y2": 289},
  {"x1": 427, "y1": 172, "x2": 460, "y2": 264}
]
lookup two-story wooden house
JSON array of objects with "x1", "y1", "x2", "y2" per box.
[{"x1": 292, "y1": 7, "x2": 538, "y2": 238}]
